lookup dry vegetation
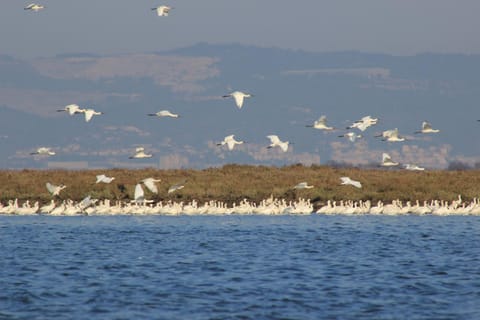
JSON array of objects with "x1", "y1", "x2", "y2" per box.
[{"x1": 1, "y1": 165, "x2": 480, "y2": 210}]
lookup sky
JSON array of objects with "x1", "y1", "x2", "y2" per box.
[{"x1": 2, "y1": 1, "x2": 480, "y2": 58}]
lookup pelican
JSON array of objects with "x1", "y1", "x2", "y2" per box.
[
  {"x1": 217, "y1": 135, "x2": 244, "y2": 150},
  {"x1": 266, "y1": 135, "x2": 290, "y2": 152},
  {"x1": 129, "y1": 147, "x2": 153, "y2": 159},
  {"x1": 347, "y1": 116, "x2": 378, "y2": 131},
  {"x1": 376, "y1": 128, "x2": 405, "y2": 142},
  {"x1": 24, "y1": 3, "x2": 45, "y2": 11},
  {"x1": 404, "y1": 164, "x2": 425, "y2": 171},
  {"x1": 168, "y1": 181, "x2": 185, "y2": 194},
  {"x1": 381, "y1": 153, "x2": 399, "y2": 167},
  {"x1": 148, "y1": 110, "x2": 179, "y2": 118},
  {"x1": 30, "y1": 147, "x2": 55, "y2": 156},
  {"x1": 293, "y1": 182, "x2": 314, "y2": 189},
  {"x1": 79, "y1": 108, "x2": 103, "y2": 122},
  {"x1": 340, "y1": 177, "x2": 362, "y2": 188},
  {"x1": 306, "y1": 115, "x2": 334, "y2": 130},
  {"x1": 96, "y1": 174, "x2": 115, "y2": 184},
  {"x1": 338, "y1": 132, "x2": 362, "y2": 142},
  {"x1": 151, "y1": 5, "x2": 172, "y2": 16},
  {"x1": 57, "y1": 104, "x2": 84, "y2": 116},
  {"x1": 222, "y1": 91, "x2": 252, "y2": 109},
  {"x1": 46, "y1": 182, "x2": 66, "y2": 196},
  {"x1": 141, "y1": 178, "x2": 162, "y2": 194},
  {"x1": 415, "y1": 121, "x2": 440, "y2": 134}
]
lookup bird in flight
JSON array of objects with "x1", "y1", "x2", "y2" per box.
[
  {"x1": 129, "y1": 147, "x2": 153, "y2": 159},
  {"x1": 338, "y1": 132, "x2": 362, "y2": 142},
  {"x1": 152, "y1": 5, "x2": 172, "y2": 16},
  {"x1": 266, "y1": 135, "x2": 291, "y2": 152},
  {"x1": 306, "y1": 115, "x2": 334, "y2": 131},
  {"x1": 30, "y1": 147, "x2": 55, "y2": 156},
  {"x1": 141, "y1": 178, "x2": 162, "y2": 194},
  {"x1": 381, "y1": 153, "x2": 399, "y2": 167},
  {"x1": 96, "y1": 174, "x2": 115, "y2": 184},
  {"x1": 57, "y1": 104, "x2": 84, "y2": 116},
  {"x1": 46, "y1": 182, "x2": 66, "y2": 196},
  {"x1": 340, "y1": 177, "x2": 362, "y2": 188},
  {"x1": 293, "y1": 182, "x2": 314, "y2": 189},
  {"x1": 347, "y1": 116, "x2": 378, "y2": 132},
  {"x1": 24, "y1": 3, "x2": 45, "y2": 11},
  {"x1": 148, "y1": 110, "x2": 179, "y2": 118},
  {"x1": 415, "y1": 121, "x2": 440, "y2": 134},
  {"x1": 223, "y1": 91, "x2": 253, "y2": 109},
  {"x1": 217, "y1": 135, "x2": 244, "y2": 150},
  {"x1": 79, "y1": 108, "x2": 103, "y2": 122}
]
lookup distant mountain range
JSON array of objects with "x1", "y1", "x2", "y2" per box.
[{"x1": 1, "y1": 43, "x2": 479, "y2": 169}]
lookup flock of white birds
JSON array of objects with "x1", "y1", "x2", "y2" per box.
[{"x1": 11, "y1": 3, "x2": 449, "y2": 215}]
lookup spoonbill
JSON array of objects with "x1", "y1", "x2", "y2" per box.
[
  {"x1": 338, "y1": 132, "x2": 362, "y2": 142},
  {"x1": 24, "y1": 3, "x2": 45, "y2": 11},
  {"x1": 141, "y1": 178, "x2": 162, "y2": 194},
  {"x1": 415, "y1": 121, "x2": 440, "y2": 134},
  {"x1": 96, "y1": 174, "x2": 115, "y2": 184},
  {"x1": 30, "y1": 147, "x2": 55, "y2": 156},
  {"x1": 57, "y1": 104, "x2": 84, "y2": 116},
  {"x1": 148, "y1": 110, "x2": 179, "y2": 118},
  {"x1": 217, "y1": 135, "x2": 244, "y2": 150},
  {"x1": 347, "y1": 116, "x2": 378, "y2": 131},
  {"x1": 223, "y1": 91, "x2": 252, "y2": 109},
  {"x1": 152, "y1": 5, "x2": 172, "y2": 16},
  {"x1": 306, "y1": 115, "x2": 334, "y2": 130},
  {"x1": 267, "y1": 135, "x2": 290, "y2": 152},
  {"x1": 381, "y1": 153, "x2": 399, "y2": 167},
  {"x1": 340, "y1": 177, "x2": 362, "y2": 188},
  {"x1": 46, "y1": 182, "x2": 66, "y2": 196},
  {"x1": 80, "y1": 108, "x2": 103, "y2": 122},
  {"x1": 129, "y1": 147, "x2": 152, "y2": 159},
  {"x1": 293, "y1": 182, "x2": 314, "y2": 189}
]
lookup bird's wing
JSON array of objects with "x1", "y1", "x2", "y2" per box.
[
  {"x1": 134, "y1": 184, "x2": 145, "y2": 201},
  {"x1": 233, "y1": 94, "x2": 244, "y2": 108},
  {"x1": 84, "y1": 110, "x2": 93, "y2": 122},
  {"x1": 267, "y1": 135, "x2": 280, "y2": 144},
  {"x1": 96, "y1": 175, "x2": 105, "y2": 183},
  {"x1": 143, "y1": 179, "x2": 158, "y2": 194},
  {"x1": 46, "y1": 183, "x2": 55, "y2": 194}
]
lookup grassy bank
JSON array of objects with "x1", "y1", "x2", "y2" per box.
[{"x1": 1, "y1": 165, "x2": 479, "y2": 209}]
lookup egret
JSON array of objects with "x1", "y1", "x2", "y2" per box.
[
  {"x1": 57, "y1": 104, "x2": 83, "y2": 116},
  {"x1": 79, "y1": 108, "x2": 103, "y2": 122},
  {"x1": 306, "y1": 115, "x2": 334, "y2": 130},
  {"x1": 340, "y1": 177, "x2": 362, "y2": 188},
  {"x1": 46, "y1": 182, "x2": 66, "y2": 196},
  {"x1": 222, "y1": 91, "x2": 252, "y2": 109},
  {"x1": 141, "y1": 178, "x2": 162, "y2": 194},
  {"x1": 266, "y1": 135, "x2": 290, "y2": 152},
  {"x1": 129, "y1": 147, "x2": 153, "y2": 159},
  {"x1": 96, "y1": 174, "x2": 115, "y2": 184},
  {"x1": 24, "y1": 3, "x2": 45, "y2": 11},
  {"x1": 381, "y1": 153, "x2": 399, "y2": 167},
  {"x1": 415, "y1": 121, "x2": 439, "y2": 134},
  {"x1": 148, "y1": 110, "x2": 179, "y2": 118},
  {"x1": 152, "y1": 5, "x2": 172, "y2": 16},
  {"x1": 217, "y1": 135, "x2": 244, "y2": 150},
  {"x1": 293, "y1": 182, "x2": 314, "y2": 189},
  {"x1": 30, "y1": 147, "x2": 55, "y2": 156},
  {"x1": 338, "y1": 132, "x2": 362, "y2": 142}
]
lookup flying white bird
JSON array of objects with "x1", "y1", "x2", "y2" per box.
[
  {"x1": 217, "y1": 135, "x2": 244, "y2": 150},
  {"x1": 222, "y1": 91, "x2": 252, "y2": 109},
  {"x1": 46, "y1": 182, "x2": 66, "y2": 196},
  {"x1": 340, "y1": 177, "x2": 362, "y2": 188},
  {"x1": 404, "y1": 164, "x2": 425, "y2": 171},
  {"x1": 381, "y1": 153, "x2": 399, "y2": 167},
  {"x1": 338, "y1": 132, "x2": 362, "y2": 142},
  {"x1": 148, "y1": 110, "x2": 179, "y2": 118},
  {"x1": 57, "y1": 104, "x2": 84, "y2": 116},
  {"x1": 134, "y1": 183, "x2": 145, "y2": 204},
  {"x1": 306, "y1": 115, "x2": 334, "y2": 130},
  {"x1": 79, "y1": 108, "x2": 103, "y2": 122},
  {"x1": 141, "y1": 178, "x2": 162, "y2": 194},
  {"x1": 24, "y1": 3, "x2": 45, "y2": 11},
  {"x1": 151, "y1": 5, "x2": 172, "y2": 16},
  {"x1": 347, "y1": 116, "x2": 378, "y2": 131},
  {"x1": 266, "y1": 135, "x2": 291, "y2": 152},
  {"x1": 168, "y1": 181, "x2": 185, "y2": 194},
  {"x1": 129, "y1": 147, "x2": 153, "y2": 159},
  {"x1": 293, "y1": 182, "x2": 314, "y2": 189},
  {"x1": 415, "y1": 121, "x2": 440, "y2": 134},
  {"x1": 96, "y1": 174, "x2": 115, "y2": 184},
  {"x1": 30, "y1": 147, "x2": 55, "y2": 156},
  {"x1": 376, "y1": 128, "x2": 405, "y2": 142}
]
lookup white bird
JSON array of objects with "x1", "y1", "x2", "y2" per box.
[
  {"x1": 79, "y1": 108, "x2": 103, "y2": 122},
  {"x1": 30, "y1": 147, "x2": 55, "y2": 156},
  {"x1": 266, "y1": 135, "x2": 290, "y2": 152},
  {"x1": 381, "y1": 153, "x2": 399, "y2": 167},
  {"x1": 340, "y1": 177, "x2": 362, "y2": 188},
  {"x1": 141, "y1": 178, "x2": 162, "y2": 194},
  {"x1": 217, "y1": 135, "x2": 244, "y2": 150},
  {"x1": 24, "y1": 3, "x2": 45, "y2": 11},
  {"x1": 129, "y1": 147, "x2": 153, "y2": 159},
  {"x1": 168, "y1": 181, "x2": 185, "y2": 194},
  {"x1": 151, "y1": 5, "x2": 172, "y2": 16},
  {"x1": 46, "y1": 182, "x2": 66, "y2": 196},
  {"x1": 306, "y1": 115, "x2": 334, "y2": 130},
  {"x1": 222, "y1": 91, "x2": 252, "y2": 109},
  {"x1": 347, "y1": 116, "x2": 378, "y2": 131},
  {"x1": 134, "y1": 183, "x2": 145, "y2": 203},
  {"x1": 338, "y1": 132, "x2": 362, "y2": 142},
  {"x1": 404, "y1": 164, "x2": 425, "y2": 171},
  {"x1": 293, "y1": 182, "x2": 314, "y2": 189},
  {"x1": 148, "y1": 110, "x2": 179, "y2": 118},
  {"x1": 376, "y1": 128, "x2": 405, "y2": 142},
  {"x1": 415, "y1": 121, "x2": 440, "y2": 134},
  {"x1": 96, "y1": 174, "x2": 115, "y2": 184},
  {"x1": 57, "y1": 104, "x2": 84, "y2": 116}
]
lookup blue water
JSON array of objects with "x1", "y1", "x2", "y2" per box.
[{"x1": 1, "y1": 215, "x2": 479, "y2": 320}]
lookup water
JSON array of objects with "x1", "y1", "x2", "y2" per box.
[{"x1": 1, "y1": 215, "x2": 479, "y2": 320}]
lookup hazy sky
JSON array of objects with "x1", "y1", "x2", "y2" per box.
[{"x1": 2, "y1": 1, "x2": 480, "y2": 58}]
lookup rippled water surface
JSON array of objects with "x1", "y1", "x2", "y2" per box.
[{"x1": 1, "y1": 215, "x2": 479, "y2": 319}]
